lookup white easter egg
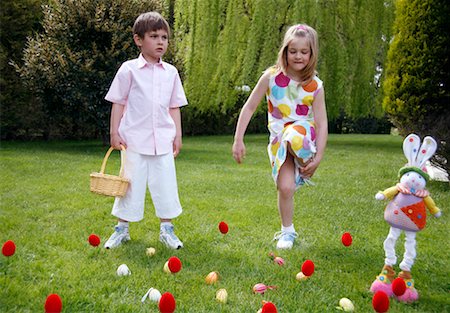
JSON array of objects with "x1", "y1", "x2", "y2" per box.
[
  {"x1": 338, "y1": 297, "x2": 354, "y2": 312},
  {"x1": 163, "y1": 261, "x2": 170, "y2": 273},
  {"x1": 116, "y1": 264, "x2": 131, "y2": 276},
  {"x1": 215, "y1": 288, "x2": 228, "y2": 303},
  {"x1": 148, "y1": 288, "x2": 162, "y2": 302},
  {"x1": 146, "y1": 247, "x2": 156, "y2": 256}
]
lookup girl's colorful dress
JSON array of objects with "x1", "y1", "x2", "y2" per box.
[{"x1": 266, "y1": 69, "x2": 323, "y2": 188}]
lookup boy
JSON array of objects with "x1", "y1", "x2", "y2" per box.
[{"x1": 104, "y1": 12, "x2": 187, "y2": 249}]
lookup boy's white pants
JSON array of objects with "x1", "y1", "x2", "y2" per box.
[
  {"x1": 383, "y1": 227, "x2": 417, "y2": 271},
  {"x1": 112, "y1": 150, "x2": 182, "y2": 222}
]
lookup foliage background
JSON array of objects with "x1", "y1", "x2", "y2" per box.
[
  {"x1": 4, "y1": 0, "x2": 394, "y2": 141},
  {"x1": 382, "y1": 0, "x2": 450, "y2": 174},
  {"x1": 1, "y1": 0, "x2": 449, "y2": 173}
]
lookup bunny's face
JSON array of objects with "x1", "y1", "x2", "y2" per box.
[{"x1": 400, "y1": 171, "x2": 426, "y2": 194}]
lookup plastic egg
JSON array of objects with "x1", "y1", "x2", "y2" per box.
[
  {"x1": 163, "y1": 261, "x2": 170, "y2": 273},
  {"x1": 205, "y1": 271, "x2": 219, "y2": 284},
  {"x1": 167, "y1": 256, "x2": 182, "y2": 273},
  {"x1": 146, "y1": 247, "x2": 156, "y2": 256},
  {"x1": 341, "y1": 232, "x2": 353, "y2": 247},
  {"x1": 295, "y1": 272, "x2": 309, "y2": 281},
  {"x1": 372, "y1": 291, "x2": 389, "y2": 313},
  {"x1": 88, "y1": 234, "x2": 100, "y2": 247},
  {"x1": 44, "y1": 293, "x2": 62, "y2": 313},
  {"x1": 2, "y1": 240, "x2": 16, "y2": 257},
  {"x1": 142, "y1": 287, "x2": 162, "y2": 303},
  {"x1": 116, "y1": 264, "x2": 131, "y2": 276},
  {"x1": 337, "y1": 298, "x2": 354, "y2": 312},
  {"x1": 216, "y1": 288, "x2": 228, "y2": 303},
  {"x1": 159, "y1": 292, "x2": 176, "y2": 313},
  {"x1": 219, "y1": 221, "x2": 229, "y2": 234}
]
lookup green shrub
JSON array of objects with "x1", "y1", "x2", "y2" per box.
[
  {"x1": 382, "y1": 0, "x2": 450, "y2": 175},
  {"x1": 0, "y1": 0, "x2": 46, "y2": 140},
  {"x1": 15, "y1": 0, "x2": 161, "y2": 141}
]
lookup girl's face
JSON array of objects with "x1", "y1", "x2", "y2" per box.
[
  {"x1": 286, "y1": 36, "x2": 311, "y2": 74},
  {"x1": 134, "y1": 29, "x2": 168, "y2": 63}
]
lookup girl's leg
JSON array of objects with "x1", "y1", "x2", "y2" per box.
[
  {"x1": 274, "y1": 151, "x2": 298, "y2": 249},
  {"x1": 277, "y1": 152, "x2": 296, "y2": 227}
]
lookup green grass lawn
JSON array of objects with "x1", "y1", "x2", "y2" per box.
[{"x1": 1, "y1": 134, "x2": 449, "y2": 312}]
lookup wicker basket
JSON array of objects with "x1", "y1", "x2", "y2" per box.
[{"x1": 90, "y1": 145, "x2": 130, "y2": 197}]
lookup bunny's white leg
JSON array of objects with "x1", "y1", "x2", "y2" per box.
[
  {"x1": 383, "y1": 227, "x2": 401, "y2": 266},
  {"x1": 400, "y1": 230, "x2": 417, "y2": 271}
]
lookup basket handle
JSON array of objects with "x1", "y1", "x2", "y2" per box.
[{"x1": 100, "y1": 145, "x2": 126, "y2": 177}]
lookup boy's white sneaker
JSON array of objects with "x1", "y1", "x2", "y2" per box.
[
  {"x1": 104, "y1": 226, "x2": 130, "y2": 249},
  {"x1": 273, "y1": 231, "x2": 298, "y2": 249},
  {"x1": 160, "y1": 224, "x2": 183, "y2": 250}
]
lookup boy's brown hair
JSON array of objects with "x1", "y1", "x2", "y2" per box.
[{"x1": 133, "y1": 12, "x2": 170, "y2": 38}]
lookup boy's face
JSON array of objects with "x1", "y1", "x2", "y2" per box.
[{"x1": 134, "y1": 29, "x2": 168, "y2": 63}]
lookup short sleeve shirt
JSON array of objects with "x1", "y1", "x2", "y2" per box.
[{"x1": 105, "y1": 54, "x2": 188, "y2": 155}]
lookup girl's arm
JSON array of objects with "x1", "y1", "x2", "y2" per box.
[
  {"x1": 301, "y1": 87, "x2": 328, "y2": 177},
  {"x1": 110, "y1": 103, "x2": 126, "y2": 149},
  {"x1": 232, "y1": 71, "x2": 270, "y2": 163},
  {"x1": 169, "y1": 107, "x2": 182, "y2": 158}
]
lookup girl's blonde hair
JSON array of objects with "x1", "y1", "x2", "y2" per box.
[{"x1": 275, "y1": 24, "x2": 319, "y2": 83}]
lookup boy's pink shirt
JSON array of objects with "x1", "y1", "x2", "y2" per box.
[{"x1": 105, "y1": 54, "x2": 188, "y2": 155}]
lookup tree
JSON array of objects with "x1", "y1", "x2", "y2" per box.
[
  {"x1": 382, "y1": 0, "x2": 450, "y2": 175},
  {"x1": 174, "y1": 0, "x2": 395, "y2": 135},
  {"x1": 15, "y1": 0, "x2": 161, "y2": 141},
  {"x1": 0, "y1": 0, "x2": 46, "y2": 139}
]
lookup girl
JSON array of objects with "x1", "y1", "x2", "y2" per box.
[{"x1": 232, "y1": 24, "x2": 328, "y2": 249}]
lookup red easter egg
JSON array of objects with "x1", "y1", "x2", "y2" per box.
[
  {"x1": 159, "y1": 292, "x2": 176, "y2": 313},
  {"x1": 168, "y1": 256, "x2": 182, "y2": 273},
  {"x1": 301, "y1": 259, "x2": 315, "y2": 276},
  {"x1": 2, "y1": 240, "x2": 16, "y2": 257},
  {"x1": 218, "y1": 221, "x2": 229, "y2": 234},
  {"x1": 45, "y1": 293, "x2": 62, "y2": 313},
  {"x1": 372, "y1": 290, "x2": 389, "y2": 313},
  {"x1": 88, "y1": 234, "x2": 100, "y2": 247},
  {"x1": 261, "y1": 301, "x2": 278, "y2": 313},
  {"x1": 392, "y1": 277, "x2": 406, "y2": 296},
  {"x1": 341, "y1": 232, "x2": 352, "y2": 246}
]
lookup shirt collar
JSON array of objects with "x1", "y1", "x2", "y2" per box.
[{"x1": 137, "y1": 53, "x2": 166, "y2": 70}]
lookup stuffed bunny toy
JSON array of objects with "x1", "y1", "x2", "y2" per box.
[{"x1": 370, "y1": 134, "x2": 442, "y2": 302}]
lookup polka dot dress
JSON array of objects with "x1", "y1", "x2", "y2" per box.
[{"x1": 266, "y1": 69, "x2": 323, "y2": 188}]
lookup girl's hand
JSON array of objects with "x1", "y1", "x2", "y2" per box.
[
  {"x1": 173, "y1": 136, "x2": 182, "y2": 158},
  {"x1": 300, "y1": 158, "x2": 320, "y2": 178},
  {"x1": 110, "y1": 133, "x2": 126, "y2": 150},
  {"x1": 232, "y1": 140, "x2": 246, "y2": 164}
]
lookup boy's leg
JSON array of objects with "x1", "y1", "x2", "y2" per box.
[
  {"x1": 105, "y1": 150, "x2": 146, "y2": 249},
  {"x1": 147, "y1": 153, "x2": 183, "y2": 249},
  {"x1": 273, "y1": 153, "x2": 298, "y2": 249}
]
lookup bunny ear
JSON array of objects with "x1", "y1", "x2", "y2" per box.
[
  {"x1": 415, "y1": 136, "x2": 437, "y2": 168},
  {"x1": 403, "y1": 134, "x2": 421, "y2": 166}
]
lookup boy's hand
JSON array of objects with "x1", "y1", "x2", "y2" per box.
[
  {"x1": 173, "y1": 136, "x2": 182, "y2": 158},
  {"x1": 232, "y1": 140, "x2": 246, "y2": 164},
  {"x1": 110, "y1": 133, "x2": 126, "y2": 150}
]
